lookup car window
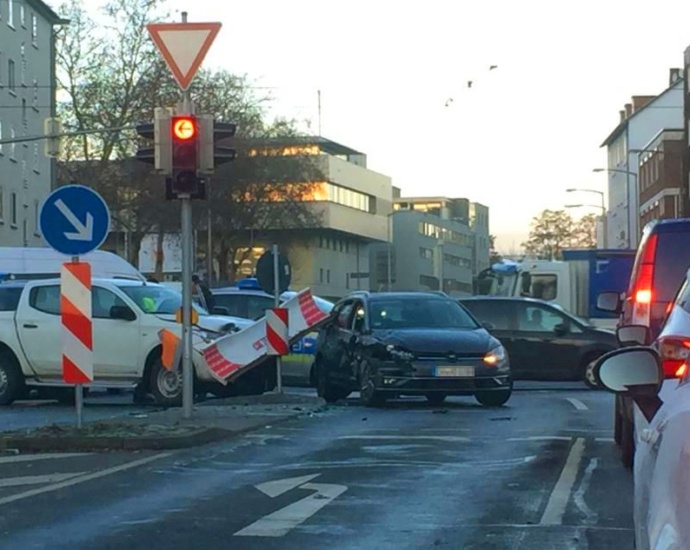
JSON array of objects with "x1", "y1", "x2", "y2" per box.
[
  {"x1": 29, "y1": 285, "x2": 60, "y2": 315},
  {"x1": 369, "y1": 298, "x2": 478, "y2": 329},
  {"x1": 247, "y1": 296, "x2": 275, "y2": 320},
  {"x1": 352, "y1": 302, "x2": 366, "y2": 333},
  {"x1": 460, "y1": 300, "x2": 512, "y2": 330},
  {"x1": 655, "y1": 232, "x2": 690, "y2": 303},
  {"x1": 213, "y1": 294, "x2": 248, "y2": 318},
  {"x1": 0, "y1": 287, "x2": 23, "y2": 311},
  {"x1": 117, "y1": 284, "x2": 209, "y2": 316},
  {"x1": 336, "y1": 303, "x2": 354, "y2": 328},
  {"x1": 529, "y1": 274, "x2": 558, "y2": 301},
  {"x1": 517, "y1": 304, "x2": 574, "y2": 333},
  {"x1": 93, "y1": 287, "x2": 129, "y2": 319}
]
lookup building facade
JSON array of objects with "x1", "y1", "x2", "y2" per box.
[
  {"x1": 638, "y1": 129, "x2": 684, "y2": 229},
  {"x1": 0, "y1": 0, "x2": 64, "y2": 246},
  {"x1": 601, "y1": 69, "x2": 684, "y2": 249},
  {"x1": 370, "y1": 196, "x2": 490, "y2": 297}
]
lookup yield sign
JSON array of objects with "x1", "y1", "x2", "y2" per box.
[{"x1": 147, "y1": 22, "x2": 222, "y2": 90}]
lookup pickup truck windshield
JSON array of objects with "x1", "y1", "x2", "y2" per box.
[{"x1": 118, "y1": 285, "x2": 210, "y2": 316}]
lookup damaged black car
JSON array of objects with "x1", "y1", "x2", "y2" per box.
[{"x1": 313, "y1": 291, "x2": 512, "y2": 407}]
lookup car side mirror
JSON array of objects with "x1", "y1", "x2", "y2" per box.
[
  {"x1": 212, "y1": 306, "x2": 231, "y2": 316},
  {"x1": 110, "y1": 305, "x2": 136, "y2": 321},
  {"x1": 554, "y1": 322, "x2": 569, "y2": 336},
  {"x1": 594, "y1": 347, "x2": 664, "y2": 422},
  {"x1": 482, "y1": 321, "x2": 496, "y2": 331},
  {"x1": 349, "y1": 334, "x2": 358, "y2": 346},
  {"x1": 617, "y1": 325, "x2": 650, "y2": 347},
  {"x1": 597, "y1": 291, "x2": 622, "y2": 314}
]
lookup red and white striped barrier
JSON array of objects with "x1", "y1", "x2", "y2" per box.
[
  {"x1": 202, "y1": 288, "x2": 329, "y2": 382},
  {"x1": 266, "y1": 308, "x2": 289, "y2": 356},
  {"x1": 60, "y1": 262, "x2": 93, "y2": 384}
]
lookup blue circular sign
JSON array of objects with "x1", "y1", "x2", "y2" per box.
[{"x1": 39, "y1": 185, "x2": 111, "y2": 256}]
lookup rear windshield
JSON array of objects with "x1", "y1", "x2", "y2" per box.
[{"x1": 655, "y1": 232, "x2": 690, "y2": 302}]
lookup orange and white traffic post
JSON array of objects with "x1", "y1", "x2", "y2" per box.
[{"x1": 61, "y1": 261, "x2": 93, "y2": 428}]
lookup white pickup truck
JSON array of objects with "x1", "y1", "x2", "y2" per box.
[{"x1": 0, "y1": 277, "x2": 276, "y2": 406}]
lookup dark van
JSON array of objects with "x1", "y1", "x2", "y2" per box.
[{"x1": 598, "y1": 217, "x2": 690, "y2": 468}]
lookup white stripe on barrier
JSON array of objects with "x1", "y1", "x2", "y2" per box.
[{"x1": 61, "y1": 265, "x2": 91, "y2": 317}]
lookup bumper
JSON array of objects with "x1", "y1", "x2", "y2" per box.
[{"x1": 373, "y1": 373, "x2": 512, "y2": 395}]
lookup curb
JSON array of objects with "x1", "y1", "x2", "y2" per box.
[{"x1": 0, "y1": 404, "x2": 329, "y2": 453}]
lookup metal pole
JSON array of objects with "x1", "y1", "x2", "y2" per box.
[
  {"x1": 439, "y1": 243, "x2": 444, "y2": 292},
  {"x1": 72, "y1": 254, "x2": 83, "y2": 428},
  {"x1": 387, "y1": 214, "x2": 392, "y2": 291},
  {"x1": 272, "y1": 243, "x2": 282, "y2": 394},
  {"x1": 207, "y1": 178, "x2": 213, "y2": 284},
  {"x1": 180, "y1": 11, "x2": 194, "y2": 418}
]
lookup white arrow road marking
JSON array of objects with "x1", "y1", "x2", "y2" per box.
[
  {"x1": 55, "y1": 199, "x2": 94, "y2": 241},
  {"x1": 0, "y1": 472, "x2": 86, "y2": 488},
  {"x1": 235, "y1": 474, "x2": 348, "y2": 537},
  {"x1": 540, "y1": 437, "x2": 586, "y2": 525},
  {"x1": 255, "y1": 474, "x2": 321, "y2": 498}
]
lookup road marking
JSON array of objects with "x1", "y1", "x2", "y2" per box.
[
  {"x1": 0, "y1": 453, "x2": 90, "y2": 465},
  {"x1": 256, "y1": 474, "x2": 321, "y2": 498},
  {"x1": 336, "y1": 435, "x2": 470, "y2": 442},
  {"x1": 540, "y1": 438, "x2": 585, "y2": 525},
  {"x1": 508, "y1": 436, "x2": 572, "y2": 442},
  {"x1": 0, "y1": 472, "x2": 86, "y2": 488},
  {"x1": 574, "y1": 458, "x2": 599, "y2": 524},
  {"x1": 566, "y1": 398, "x2": 589, "y2": 411},
  {"x1": 0, "y1": 452, "x2": 171, "y2": 506},
  {"x1": 235, "y1": 474, "x2": 348, "y2": 537},
  {"x1": 595, "y1": 438, "x2": 615, "y2": 442}
]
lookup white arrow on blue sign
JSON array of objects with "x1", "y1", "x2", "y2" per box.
[{"x1": 39, "y1": 185, "x2": 111, "y2": 256}]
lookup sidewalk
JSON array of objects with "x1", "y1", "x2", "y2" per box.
[{"x1": 0, "y1": 393, "x2": 327, "y2": 453}]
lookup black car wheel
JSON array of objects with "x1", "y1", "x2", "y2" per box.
[
  {"x1": 0, "y1": 350, "x2": 23, "y2": 406},
  {"x1": 475, "y1": 388, "x2": 512, "y2": 407},
  {"x1": 360, "y1": 361, "x2": 386, "y2": 408}
]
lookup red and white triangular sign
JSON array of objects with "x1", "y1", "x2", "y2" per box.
[{"x1": 147, "y1": 22, "x2": 222, "y2": 90}]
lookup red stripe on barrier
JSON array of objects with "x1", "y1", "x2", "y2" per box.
[
  {"x1": 63, "y1": 355, "x2": 92, "y2": 384},
  {"x1": 60, "y1": 295, "x2": 93, "y2": 350},
  {"x1": 65, "y1": 262, "x2": 92, "y2": 290},
  {"x1": 299, "y1": 292, "x2": 328, "y2": 325},
  {"x1": 267, "y1": 323, "x2": 289, "y2": 355}
]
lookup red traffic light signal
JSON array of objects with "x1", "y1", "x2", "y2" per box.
[{"x1": 172, "y1": 116, "x2": 197, "y2": 141}]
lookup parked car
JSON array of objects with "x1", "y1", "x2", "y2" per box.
[
  {"x1": 458, "y1": 296, "x2": 616, "y2": 385},
  {"x1": 0, "y1": 278, "x2": 275, "y2": 406},
  {"x1": 593, "y1": 345, "x2": 690, "y2": 550},
  {"x1": 211, "y1": 279, "x2": 334, "y2": 386},
  {"x1": 597, "y1": 217, "x2": 690, "y2": 468},
  {"x1": 314, "y1": 291, "x2": 511, "y2": 407}
]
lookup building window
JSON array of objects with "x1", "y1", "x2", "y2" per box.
[
  {"x1": 327, "y1": 269, "x2": 331, "y2": 284},
  {"x1": 31, "y1": 13, "x2": 38, "y2": 47},
  {"x1": 319, "y1": 268, "x2": 324, "y2": 283},
  {"x1": 8, "y1": 59, "x2": 15, "y2": 91},
  {"x1": 0, "y1": 121, "x2": 3, "y2": 155},
  {"x1": 419, "y1": 247, "x2": 433, "y2": 259},
  {"x1": 21, "y1": 99, "x2": 27, "y2": 130},
  {"x1": 33, "y1": 142, "x2": 39, "y2": 172},
  {"x1": 346, "y1": 273, "x2": 350, "y2": 289},
  {"x1": 10, "y1": 192, "x2": 17, "y2": 227},
  {"x1": 32, "y1": 79, "x2": 38, "y2": 110},
  {"x1": 10, "y1": 128, "x2": 16, "y2": 160},
  {"x1": 20, "y1": 3, "x2": 25, "y2": 27},
  {"x1": 0, "y1": 52, "x2": 3, "y2": 87},
  {"x1": 8, "y1": 0, "x2": 14, "y2": 28},
  {"x1": 20, "y1": 43, "x2": 26, "y2": 86},
  {"x1": 0, "y1": 188, "x2": 4, "y2": 222},
  {"x1": 33, "y1": 199, "x2": 39, "y2": 235}
]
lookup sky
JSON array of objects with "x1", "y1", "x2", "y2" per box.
[{"x1": 76, "y1": 0, "x2": 690, "y2": 252}]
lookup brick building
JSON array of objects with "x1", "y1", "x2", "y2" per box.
[{"x1": 638, "y1": 129, "x2": 685, "y2": 229}]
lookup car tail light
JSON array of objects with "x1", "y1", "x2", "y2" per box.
[
  {"x1": 658, "y1": 336, "x2": 690, "y2": 378},
  {"x1": 631, "y1": 233, "x2": 658, "y2": 325}
]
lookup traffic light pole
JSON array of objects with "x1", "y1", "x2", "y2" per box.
[{"x1": 180, "y1": 90, "x2": 195, "y2": 420}]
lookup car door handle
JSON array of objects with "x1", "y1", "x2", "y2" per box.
[{"x1": 23, "y1": 323, "x2": 38, "y2": 329}]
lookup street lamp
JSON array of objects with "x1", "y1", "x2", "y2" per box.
[
  {"x1": 592, "y1": 168, "x2": 638, "y2": 179},
  {"x1": 566, "y1": 188, "x2": 607, "y2": 248},
  {"x1": 387, "y1": 211, "x2": 396, "y2": 292}
]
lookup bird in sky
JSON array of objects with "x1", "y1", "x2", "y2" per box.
[
  {"x1": 489, "y1": 65, "x2": 498, "y2": 70},
  {"x1": 467, "y1": 81, "x2": 473, "y2": 88},
  {"x1": 445, "y1": 98, "x2": 454, "y2": 107},
  {"x1": 444, "y1": 65, "x2": 498, "y2": 105}
]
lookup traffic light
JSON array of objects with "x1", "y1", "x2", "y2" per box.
[
  {"x1": 198, "y1": 115, "x2": 237, "y2": 174},
  {"x1": 170, "y1": 115, "x2": 201, "y2": 197},
  {"x1": 135, "y1": 107, "x2": 172, "y2": 173}
]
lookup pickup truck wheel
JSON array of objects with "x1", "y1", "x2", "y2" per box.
[
  {"x1": 0, "y1": 351, "x2": 23, "y2": 405},
  {"x1": 150, "y1": 359, "x2": 183, "y2": 407}
]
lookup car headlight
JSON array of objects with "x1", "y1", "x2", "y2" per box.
[
  {"x1": 484, "y1": 345, "x2": 506, "y2": 366},
  {"x1": 386, "y1": 344, "x2": 415, "y2": 362}
]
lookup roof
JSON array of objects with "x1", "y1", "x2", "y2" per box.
[
  {"x1": 646, "y1": 217, "x2": 690, "y2": 233},
  {"x1": 365, "y1": 291, "x2": 453, "y2": 301},
  {"x1": 28, "y1": 0, "x2": 69, "y2": 24},
  {"x1": 458, "y1": 295, "x2": 552, "y2": 306},
  {"x1": 600, "y1": 79, "x2": 684, "y2": 147},
  {"x1": 254, "y1": 136, "x2": 364, "y2": 157}
]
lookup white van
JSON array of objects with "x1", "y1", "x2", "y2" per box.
[{"x1": 0, "y1": 247, "x2": 145, "y2": 282}]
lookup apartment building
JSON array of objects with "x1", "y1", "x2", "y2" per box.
[{"x1": 0, "y1": 0, "x2": 65, "y2": 246}]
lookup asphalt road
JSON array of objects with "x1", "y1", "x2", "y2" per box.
[{"x1": 0, "y1": 386, "x2": 633, "y2": 549}]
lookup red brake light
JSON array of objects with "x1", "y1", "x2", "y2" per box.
[
  {"x1": 658, "y1": 336, "x2": 690, "y2": 378},
  {"x1": 632, "y1": 234, "x2": 658, "y2": 306}
]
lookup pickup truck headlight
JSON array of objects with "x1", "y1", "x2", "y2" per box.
[
  {"x1": 386, "y1": 344, "x2": 415, "y2": 362},
  {"x1": 484, "y1": 345, "x2": 506, "y2": 367}
]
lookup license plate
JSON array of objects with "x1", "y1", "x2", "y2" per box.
[{"x1": 434, "y1": 366, "x2": 475, "y2": 377}]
